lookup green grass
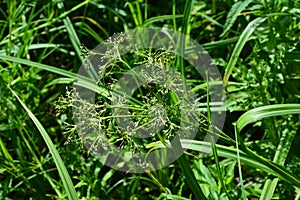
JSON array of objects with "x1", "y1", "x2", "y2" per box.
[
  {"x1": 8, "y1": 85, "x2": 78, "y2": 200},
  {"x1": 0, "y1": 0, "x2": 299, "y2": 199}
]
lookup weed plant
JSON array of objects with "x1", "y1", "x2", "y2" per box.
[{"x1": 0, "y1": 0, "x2": 299, "y2": 199}]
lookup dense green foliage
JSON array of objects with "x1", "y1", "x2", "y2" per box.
[{"x1": 0, "y1": 0, "x2": 299, "y2": 199}]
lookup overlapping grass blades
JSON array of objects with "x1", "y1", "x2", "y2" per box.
[
  {"x1": 236, "y1": 104, "x2": 300, "y2": 199},
  {"x1": 173, "y1": 0, "x2": 206, "y2": 199},
  {"x1": 223, "y1": 17, "x2": 267, "y2": 88},
  {"x1": 148, "y1": 138, "x2": 300, "y2": 187},
  {"x1": 8, "y1": 86, "x2": 78, "y2": 200},
  {"x1": 0, "y1": 55, "x2": 109, "y2": 97}
]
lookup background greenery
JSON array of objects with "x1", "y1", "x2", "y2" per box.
[{"x1": 0, "y1": 0, "x2": 299, "y2": 199}]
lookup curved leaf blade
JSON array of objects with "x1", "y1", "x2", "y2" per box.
[
  {"x1": 236, "y1": 104, "x2": 300, "y2": 132},
  {"x1": 223, "y1": 17, "x2": 267, "y2": 87},
  {"x1": 148, "y1": 139, "x2": 300, "y2": 187},
  {"x1": 8, "y1": 86, "x2": 79, "y2": 200}
]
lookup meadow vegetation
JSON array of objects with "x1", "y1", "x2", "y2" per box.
[{"x1": 0, "y1": 0, "x2": 300, "y2": 199}]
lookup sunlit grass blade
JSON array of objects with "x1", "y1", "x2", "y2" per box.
[
  {"x1": 0, "y1": 55, "x2": 109, "y2": 97},
  {"x1": 177, "y1": 0, "x2": 194, "y2": 76},
  {"x1": 72, "y1": 16, "x2": 109, "y2": 37},
  {"x1": 148, "y1": 139, "x2": 300, "y2": 187},
  {"x1": 8, "y1": 86, "x2": 78, "y2": 200},
  {"x1": 143, "y1": 15, "x2": 183, "y2": 27},
  {"x1": 234, "y1": 125, "x2": 246, "y2": 199},
  {"x1": 57, "y1": 1, "x2": 98, "y2": 81},
  {"x1": 236, "y1": 104, "x2": 300, "y2": 132},
  {"x1": 260, "y1": 125, "x2": 298, "y2": 200},
  {"x1": 126, "y1": 1, "x2": 143, "y2": 26},
  {"x1": 211, "y1": 136, "x2": 233, "y2": 199},
  {"x1": 57, "y1": 2, "x2": 82, "y2": 60},
  {"x1": 0, "y1": 137, "x2": 13, "y2": 162},
  {"x1": 185, "y1": 36, "x2": 242, "y2": 52},
  {"x1": 223, "y1": 17, "x2": 267, "y2": 88},
  {"x1": 185, "y1": 140, "x2": 300, "y2": 187},
  {"x1": 74, "y1": 22, "x2": 103, "y2": 43},
  {"x1": 191, "y1": 80, "x2": 246, "y2": 93},
  {"x1": 260, "y1": 179, "x2": 278, "y2": 200},
  {"x1": 236, "y1": 103, "x2": 300, "y2": 199},
  {"x1": 45, "y1": 78, "x2": 76, "y2": 88},
  {"x1": 0, "y1": 55, "x2": 84, "y2": 81}
]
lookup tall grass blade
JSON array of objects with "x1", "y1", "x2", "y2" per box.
[
  {"x1": 260, "y1": 179, "x2": 278, "y2": 200},
  {"x1": 174, "y1": 1, "x2": 206, "y2": 198},
  {"x1": 234, "y1": 125, "x2": 246, "y2": 199},
  {"x1": 177, "y1": 0, "x2": 194, "y2": 77},
  {"x1": 207, "y1": 72, "x2": 232, "y2": 199},
  {"x1": 173, "y1": 137, "x2": 207, "y2": 199},
  {"x1": 223, "y1": 17, "x2": 267, "y2": 88},
  {"x1": 57, "y1": 1, "x2": 98, "y2": 81},
  {"x1": 57, "y1": 2, "x2": 82, "y2": 60},
  {"x1": 0, "y1": 55, "x2": 84, "y2": 80},
  {"x1": 8, "y1": 86, "x2": 79, "y2": 200},
  {"x1": 127, "y1": 2, "x2": 142, "y2": 26}
]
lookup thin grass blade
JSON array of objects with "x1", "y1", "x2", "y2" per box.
[
  {"x1": 223, "y1": 17, "x2": 267, "y2": 88},
  {"x1": 0, "y1": 55, "x2": 109, "y2": 97},
  {"x1": 8, "y1": 86, "x2": 79, "y2": 200}
]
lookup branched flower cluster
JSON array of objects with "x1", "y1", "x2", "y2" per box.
[{"x1": 56, "y1": 34, "x2": 207, "y2": 157}]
